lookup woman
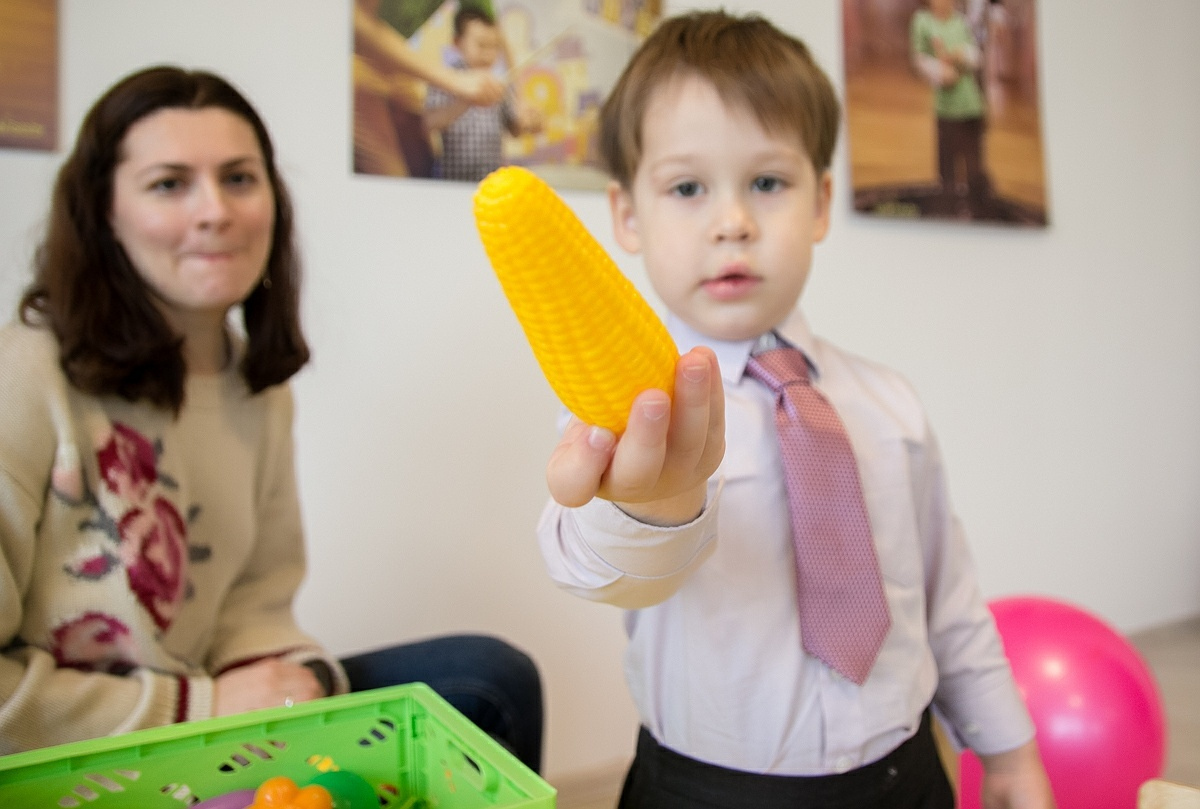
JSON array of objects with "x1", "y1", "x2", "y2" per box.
[{"x1": 0, "y1": 66, "x2": 541, "y2": 770}]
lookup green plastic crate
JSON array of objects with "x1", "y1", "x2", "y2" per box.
[{"x1": 0, "y1": 682, "x2": 555, "y2": 808}]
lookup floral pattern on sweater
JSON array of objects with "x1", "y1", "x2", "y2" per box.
[
  {"x1": 51, "y1": 612, "x2": 137, "y2": 674},
  {"x1": 51, "y1": 423, "x2": 190, "y2": 669}
]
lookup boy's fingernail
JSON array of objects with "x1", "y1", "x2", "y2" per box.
[
  {"x1": 640, "y1": 400, "x2": 668, "y2": 421},
  {"x1": 588, "y1": 427, "x2": 615, "y2": 450},
  {"x1": 681, "y1": 362, "x2": 707, "y2": 382}
]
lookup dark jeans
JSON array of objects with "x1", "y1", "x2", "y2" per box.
[
  {"x1": 340, "y1": 634, "x2": 543, "y2": 773},
  {"x1": 618, "y1": 710, "x2": 953, "y2": 809},
  {"x1": 936, "y1": 116, "x2": 992, "y2": 210}
]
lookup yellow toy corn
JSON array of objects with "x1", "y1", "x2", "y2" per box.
[{"x1": 474, "y1": 166, "x2": 679, "y2": 434}]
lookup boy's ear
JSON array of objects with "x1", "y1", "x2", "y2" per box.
[
  {"x1": 608, "y1": 181, "x2": 642, "y2": 254},
  {"x1": 812, "y1": 170, "x2": 833, "y2": 244}
]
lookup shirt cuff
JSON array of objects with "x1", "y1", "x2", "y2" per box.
[
  {"x1": 935, "y1": 671, "x2": 1035, "y2": 756},
  {"x1": 573, "y1": 494, "x2": 719, "y2": 579}
]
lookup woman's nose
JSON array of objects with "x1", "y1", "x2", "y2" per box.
[{"x1": 194, "y1": 177, "x2": 231, "y2": 228}]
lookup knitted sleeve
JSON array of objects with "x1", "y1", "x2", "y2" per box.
[
  {"x1": 0, "y1": 324, "x2": 216, "y2": 753},
  {"x1": 203, "y1": 385, "x2": 348, "y2": 695}
]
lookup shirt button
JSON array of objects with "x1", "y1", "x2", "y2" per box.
[
  {"x1": 834, "y1": 755, "x2": 855, "y2": 773},
  {"x1": 965, "y1": 722, "x2": 981, "y2": 735}
]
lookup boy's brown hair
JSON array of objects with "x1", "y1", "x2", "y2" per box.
[
  {"x1": 454, "y1": 5, "x2": 496, "y2": 40},
  {"x1": 599, "y1": 10, "x2": 841, "y2": 188}
]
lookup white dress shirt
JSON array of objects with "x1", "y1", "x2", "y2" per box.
[{"x1": 538, "y1": 308, "x2": 1034, "y2": 775}]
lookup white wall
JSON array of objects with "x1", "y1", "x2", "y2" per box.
[{"x1": 1, "y1": 0, "x2": 1197, "y2": 784}]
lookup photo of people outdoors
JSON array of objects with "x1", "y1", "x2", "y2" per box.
[
  {"x1": 843, "y1": 0, "x2": 1048, "y2": 225},
  {"x1": 0, "y1": 0, "x2": 57, "y2": 152},
  {"x1": 353, "y1": 0, "x2": 661, "y2": 189}
]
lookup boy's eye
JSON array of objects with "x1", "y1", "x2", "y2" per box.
[
  {"x1": 753, "y1": 176, "x2": 784, "y2": 192},
  {"x1": 671, "y1": 181, "x2": 701, "y2": 198}
]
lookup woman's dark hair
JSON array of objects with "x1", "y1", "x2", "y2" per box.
[{"x1": 19, "y1": 65, "x2": 310, "y2": 414}]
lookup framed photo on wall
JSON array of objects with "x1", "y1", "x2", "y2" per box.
[
  {"x1": 353, "y1": 0, "x2": 661, "y2": 189},
  {"x1": 0, "y1": 0, "x2": 58, "y2": 152},
  {"x1": 842, "y1": 0, "x2": 1048, "y2": 226}
]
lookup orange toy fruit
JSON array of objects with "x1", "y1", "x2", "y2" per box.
[{"x1": 249, "y1": 775, "x2": 333, "y2": 809}]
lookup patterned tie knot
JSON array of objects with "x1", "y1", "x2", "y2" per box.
[{"x1": 745, "y1": 347, "x2": 810, "y2": 393}]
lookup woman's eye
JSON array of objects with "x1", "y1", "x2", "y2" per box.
[
  {"x1": 150, "y1": 177, "x2": 183, "y2": 193},
  {"x1": 672, "y1": 181, "x2": 701, "y2": 198},
  {"x1": 225, "y1": 171, "x2": 260, "y2": 189}
]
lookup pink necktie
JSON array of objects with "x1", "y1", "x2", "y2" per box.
[{"x1": 745, "y1": 346, "x2": 891, "y2": 684}]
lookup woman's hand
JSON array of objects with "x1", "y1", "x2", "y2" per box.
[{"x1": 213, "y1": 658, "x2": 324, "y2": 716}]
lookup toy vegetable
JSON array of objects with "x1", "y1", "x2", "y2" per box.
[
  {"x1": 474, "y1": 166, "x2": 679, "y2": 434},
  {"x1": 309, "y1": 771, "x2": 377, "y2": 808},
  {"x1": 248, "y1": 775, "x2": 332, "y2": 809}
]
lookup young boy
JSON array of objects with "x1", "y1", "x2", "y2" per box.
[
  {"x1": 537, "y1": 11, "x2": 1054, "y2": 809},
  {"x1": 424, "y1": 6, "x2": 541, "y2": 182}
]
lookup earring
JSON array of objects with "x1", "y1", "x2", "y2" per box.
[{"x1": 261, "y1": 276, "x2": 273, "y2": 290}]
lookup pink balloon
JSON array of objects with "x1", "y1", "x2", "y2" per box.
[{"x1": 958, "y1": 597, "x2": 1165, "y2": 809}]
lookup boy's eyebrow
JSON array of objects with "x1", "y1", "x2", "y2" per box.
[{"x1": 646, "y1": 144, "x2": 807, "y2": 171}]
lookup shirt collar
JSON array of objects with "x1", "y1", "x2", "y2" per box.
[{"x1": 665, "y1": 308, "x2": 822, "y2": 384}]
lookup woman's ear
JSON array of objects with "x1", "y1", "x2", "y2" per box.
[{"x1": 608, "y1": 180, "x2": 642, "y2": 254}]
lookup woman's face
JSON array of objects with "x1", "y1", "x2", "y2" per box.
[{"x1": 109, "y1": 106, "x2": 275, "y2": 334}]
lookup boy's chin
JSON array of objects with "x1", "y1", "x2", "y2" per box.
[{"x1": 689, "y1": 317, "x2": 781, "y2": 344}]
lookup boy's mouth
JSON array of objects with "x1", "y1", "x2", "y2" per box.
[{"x1": 703, "y1": 269, "x2": 759, "y2": 300}]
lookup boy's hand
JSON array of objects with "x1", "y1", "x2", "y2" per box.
[
  {"x1": 546, "y1": 347, "x2": 725, "y2": 526},
  {"x1": 977, "y1": 740, "x2": 1057, "y2": 809}
]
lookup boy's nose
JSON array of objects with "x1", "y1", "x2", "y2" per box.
[{"x1": 714, "y1": 199, "x2": 755, "y2": 242}]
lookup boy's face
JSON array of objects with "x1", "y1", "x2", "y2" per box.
[
  {"x1": 457, "y1": 19, "x2": 502, "y2": 70},
  {"x1": 609, "y1": 74, "x2": 831, "y2": 343},
  {"x1": 929, "y1": 0, "x2": 957, "y2": 18}
]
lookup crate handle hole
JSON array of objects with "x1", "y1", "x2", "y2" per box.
[
  {"x1": 242, "y1": 743, "x2": 273, "y2": 761},
  {"x1": 446, "y1": 741, "x2": 498, "y2": 793},
  {"x1": 83, "y1": 774, "x2": 124, "y2": 793},
  {"x1": 70, "y1": 785, "x2": 98, "y2": 801}
]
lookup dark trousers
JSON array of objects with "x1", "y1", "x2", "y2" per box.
[
  {"x1": 340, "y1": 634, "x2": 543, "y2": 773},
  {"x1": 617, "y1": 710, "x2": 954, "y2": 809},
  {"x1": 936, "y1": 116, "x2": 991, "y2": 209}
]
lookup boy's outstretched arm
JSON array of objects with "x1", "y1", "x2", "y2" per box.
[
  {"x1": 977, "y1": 739, "x2": 1056, "y2": 809},
  {"x1": 546, "y1": 347, "x2": 724, "y2": 526}
]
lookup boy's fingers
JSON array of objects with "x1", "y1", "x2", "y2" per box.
[
  {"x1": 601, "y1": 389, "x2": 671, "y2": 500},
  {"x1": 546, "y1": 419, "x2": 615, "y2": 507},
  {"x1": 664, "y1": 348, "x2": 719, "y2": 471},
  {"x1": 700, "y1": 350, "x2": 726, "y2": 474}
]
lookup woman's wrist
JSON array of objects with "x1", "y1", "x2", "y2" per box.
[{"x1": 301, "y1": 660, "x2": 334, "y2": 697}]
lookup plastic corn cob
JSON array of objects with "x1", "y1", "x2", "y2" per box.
[{"x1": 474, "y1": 166, "x2": 678, "y2": 434}]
